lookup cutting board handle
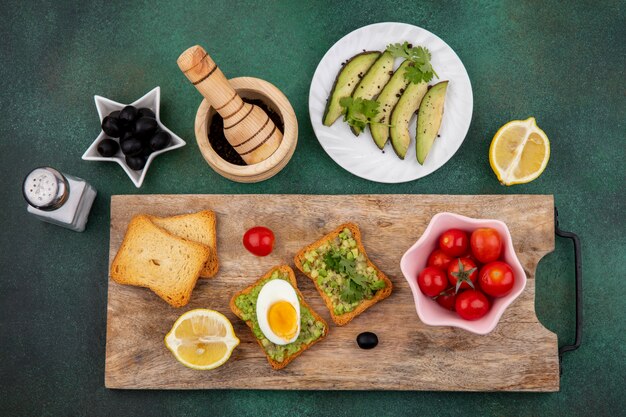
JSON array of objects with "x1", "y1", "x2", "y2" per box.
[{"x1": 554, "y1": 207, "x2": 583, "y2": 375}]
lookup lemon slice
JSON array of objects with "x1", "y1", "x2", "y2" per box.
[
  {"x1": 489, "y1": 117, "x2": 550, "y2": 185},
  {"x1": 165, "y1": 309, "x2": 239, "y2": 370}
]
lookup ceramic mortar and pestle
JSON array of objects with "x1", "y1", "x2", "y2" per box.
[{"x1": 178, "y1": 45, "x2": 297, "y2": 183}]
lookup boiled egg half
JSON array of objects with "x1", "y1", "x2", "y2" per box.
[{"x1": 256, "y1": 280, "x2": 300, "y2": 345}]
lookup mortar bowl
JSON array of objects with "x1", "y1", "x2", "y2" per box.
[{"x1": 194, "y1": 77, "x2": 298, "y2": 183}]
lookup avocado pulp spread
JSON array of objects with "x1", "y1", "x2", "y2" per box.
[
  {"x1": 234, "y1": 270, "x2": 326, "y2": 363},
  {"x1": 301, "y1": 228, "x2": 386, "y2": 315}
]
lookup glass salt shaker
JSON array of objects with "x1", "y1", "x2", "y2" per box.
[{"x1": 23, "y1": 167, "x2": 97, "y2": 232}]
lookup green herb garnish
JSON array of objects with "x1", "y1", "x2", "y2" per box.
[
  {"x1": 339, "y1": 96, "x2": 381, "y2": 131},
  {"x1": 386, "y1": 41, "x2": 438, "y2": 84},
  {"x1": 341, "y1": 277, "x2": 366, "y2": 303},
  {"x1": 324, "y1": 250, "x2": 368, "y2": 303}
]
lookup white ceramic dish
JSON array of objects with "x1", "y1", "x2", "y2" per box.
[
  {"x1": 309, "y1": 22, "x2": 473, "y2": 183},
  {"x1": 400, "y1": 212, "x2": 527, "y2": 335},
  {"x1": 82, "y1": 87, "x2": 186, "y2": 188}
]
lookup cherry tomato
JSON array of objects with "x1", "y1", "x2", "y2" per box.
[
  {"x1": 470, "y1": 228, "x2": 503, "y2": 263},
  {"x1": 479, "y1": 261, "x2": 515, "y2": 297},
  {"x1": 417, "y1": 267, "x2": 449, "y2": 297},
  {"x1": 427, "y1": 249, "x2": 453, "y2": 270},
  {"x1": 243, "y1": 226, "x2": 275, "y2": 256},
  {"x1": 438, "y1": 229, "x2": 469, "y2": 257},
  {"x1": 447, "y1": 257, "x2": 478, "y2": 291},
  {"x1": 435, "y1": 287, "x2": 456, "y2": 311},
  {"x1": 455, "y1": 290, "x2": 490, "y2": 320}
]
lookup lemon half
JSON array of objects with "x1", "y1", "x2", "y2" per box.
[
  {"x1": 489, "y1": 117, "x2": 550, "y2": 185},
  {"x1": 165, "y1": 309, "x2": 239, "y2": 370}
]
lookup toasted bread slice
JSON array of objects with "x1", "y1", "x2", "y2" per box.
[
  {"x1": 148, "y1": 210, "x2": 218, "y2": 278},
  {"x1": 229, "y1": 265, "x2": 329, "y2": 370},
  {"x1": 110, "y1": 215, "x2": 210, "y2": 308},
  {"x1": 294, "y1": 223, "x2": 393, "y2": 326}
]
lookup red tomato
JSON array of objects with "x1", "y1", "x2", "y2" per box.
[
  {"x1": 438, "y1": 229, "x2": 469, "y2": 257},
  {"x1": 447, "y1": 257, "x2": 478, "y2": 291},
  {"x1": 479, "y1": 261, "x2": 515, "y2": 297},
  {"x1": 455, "y1": 290, "x2": 490, "y2": 320},
  {"x1": 435, "y1": 288, "x2": 456, "y2": 311},
  {"x1": 427, "y1": 249, "x2": 453, "y2": 270},
  {"x1": 417, "y1": 267, "x2": 449, "y2": 297},
  {"x1": 243, "y1": 226, "x2": 275, "y2": 256},
  {"x1": 470, "y1": 228, "x2": 503, "y2": 263}
]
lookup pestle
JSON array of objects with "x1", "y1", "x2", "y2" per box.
[{"x1": 178, "y1": 45, "x2": 283, "y2": 165}]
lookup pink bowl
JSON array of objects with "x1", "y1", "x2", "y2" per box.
[{"x1": 400, "y1": 212, "x2": 527, "y2": 335}]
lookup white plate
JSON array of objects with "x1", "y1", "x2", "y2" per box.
[{"x1": 309, "y1": 22, "x2": 473, "y2": 183}]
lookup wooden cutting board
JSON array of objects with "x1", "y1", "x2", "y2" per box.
[{"x1": 105, "y1": 194, "x2": 559, "y2": 391}]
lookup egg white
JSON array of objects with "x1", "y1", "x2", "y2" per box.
[{"x1": 256, "y1": 279, "x2": 301, "y2": 345}]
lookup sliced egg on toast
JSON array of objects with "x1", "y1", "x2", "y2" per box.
[{"x1": 256, "y1": 279, "x2": 300, "y2": 345}]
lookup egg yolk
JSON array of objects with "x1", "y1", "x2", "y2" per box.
[{"x1": 267, "y1": 301, "x2": 298, "y2": 341}]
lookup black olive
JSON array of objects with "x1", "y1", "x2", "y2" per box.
[
  {"x1": 140, "y1": 146, "x2": 154, "y2": 157},
  {"x1": 137, "y1": 107, "x2": 156, "y2": 119},
  {"x1": 121, "y1": 120, "x2": 135, "y2": 136},
  {"x1": 119, "y1": 105, "x2": 138, "y2": 124},
  {"x1": 120, "y1": 137, "x2": 143, "y2": 156},
  {"x1": 140, "y1": 138, "x2": 154, "y2": 157},
  {"x1": 109, "y1": 110, "x2": 121, "y2": 119},
  {"x1": 150, "y1": 130, "x2": 171, "y2": 151},
  {"x1": 101, "y1": 116, "x2": 122, "y2": 137},
  {"x1": 120, "y1": 130, "x2": 135, "y2": 143},
  {"x1": 125, "y1": 155, "x2": 146, "y2": 171},
  {"x1": 356, "y1": 332, "x2": 378, "y2": 349},
  {"x1": 97, "y1": 138, "x2": 119, "y2": 157},
  {"x1": 134, "y1": 117, "x2": 158, "y2": 139}
]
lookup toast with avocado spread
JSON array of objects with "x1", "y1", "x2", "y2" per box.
[
  {"x1": 229, "y1": 265, "x2": 328, "y2": 370},
  {"x1": 294, "y1": 223, "x2": 393, "y2": 326}
]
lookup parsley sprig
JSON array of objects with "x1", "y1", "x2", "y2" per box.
[
  {"x1": 386, "y1": 41, "x2": 438, "y2": 84},
  {"x1": 339, "y1": 97, "x2": 387, "y2": 131},
  {"x1": 324, "y1": 251, "x2": 368, "y2": 303}
]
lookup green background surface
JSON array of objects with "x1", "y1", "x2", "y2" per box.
[{"x1": 1, "y1": 0, "x2": 624, "y2": 416}]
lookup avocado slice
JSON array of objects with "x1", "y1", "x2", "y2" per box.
[
  {"x1": 389, "y1": 79, "x2": 428, "y2": 159},
  {"x1": 349, "y1": 51, "x2": 395, "y2": 135},
  {"x1": 370, "y1": 60, "x2": 412, "y2": 149},
  {"x1": 416, "y1": 81, "x2": 448, "y2": 164},
  {"x1": 322, "y1": 51, "x2": 380, "y2": 127}
]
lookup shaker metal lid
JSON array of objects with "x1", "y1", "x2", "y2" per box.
[{"x1": 23, "y1": 167, "x2": 69, "y2": 210}]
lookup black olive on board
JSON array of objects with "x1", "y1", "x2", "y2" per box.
[
  {"x1": 101, "y1": 116, "x2": 121, "y2": 137},
  {"x1": 134, "y1": 117, "x2": 158, "y2": 139},
  {"x1": 356, "y1": 332, "x2": 378, "y2": 349},
  {"x1": 150, "y1": 130, "x2": 171, "y2": 151},
  {"x1": 120, "y1": 137, "x2": 143, "y2": 156},
  {"x1": 125, "y1": 155, "x2": 146, "y2": 171},
  {"x1": 118, "y1": 105, "x2": 138, "y2": 124},
  {"x1": 97, "y1": 138, "x2": 119, "y2": 157},
  {"x1": 137, "y1": 107, "x2": 156, "y2": 119}
]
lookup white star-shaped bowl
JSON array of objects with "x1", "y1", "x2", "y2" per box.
[{"x1": 82, "y1": 86, "x2": 186, "y2": 188}]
